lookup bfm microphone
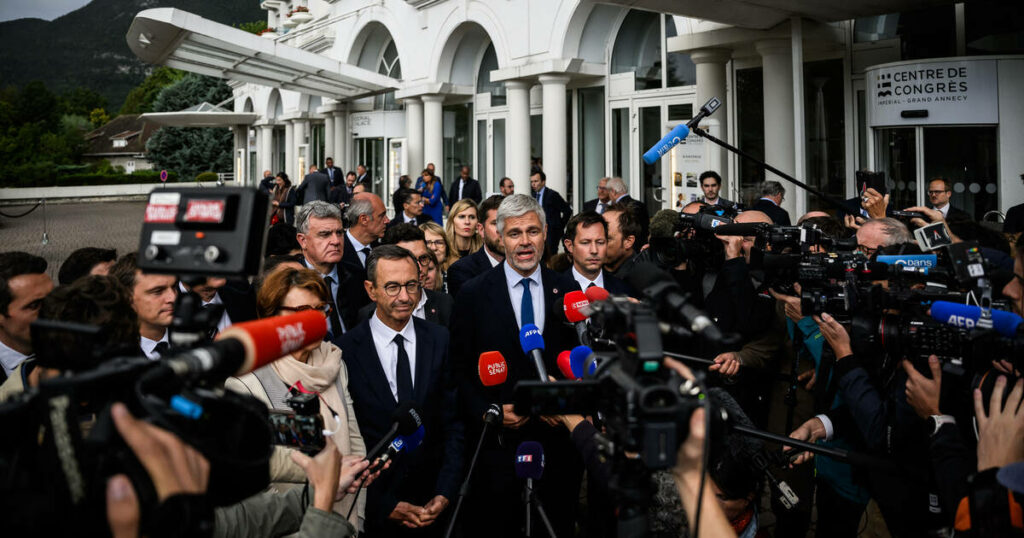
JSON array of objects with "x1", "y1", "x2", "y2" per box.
[
  {"x1": 930, "y1": 301, "x2": 1023, "y2": 338},
  {"x1": 377, "y1": 425, "x2": 425, "y2": 467},
  {"x1": 557, "y1": 350, "x2": 575, "y2": 380},
  {"x1": 584, "y1": 286, "x2": 609, "y2": 303},
  {"x1": 365, "y1": 401, "x2": 423, "y2": 462},
  {"x1": 564, "y1": 291, "x2": 592, "y2": 345},
  {"x1": 167, "y1": 309, "x2": 327, "y2": 379},
  {"x1": 478, "y1": 351, "x2": 508, "y2": 386},
  {"x1": 515, "y1": 441, "x2": 545, "y2": 480},
  {"x1": 569, "y1": 345, "x2": 595, "y2": 379},
  {"x1": 519, "y1": 324, "x2": 549, "y2": 381},
  {"x1": 642, "y1": 97, "x2": 721, "y2": 164}
]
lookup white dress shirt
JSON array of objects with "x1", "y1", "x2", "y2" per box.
[
  {"x1": 457, "y1": 179, "x2": 465, "y2": 201},
  {"x1": 140, "y1": 331, "x2": 170, "y2": 360},
  {"x1": 347, "y1": 231, "x2": 371, "y2": 267},
  {"x1": 485, "y1": 248, "x2": 502, "y2": 268},
  {"x1": 369, "y1": 312, "x2": 417, "y2": 400},
  {"x1": 504, "y1": 262, "x2": 545, "y2": 331},
  {"x1": 412, "y1": 291, "x2": 429, "y2": 321},
  {"x1": 178, "y1": 282, "x2": 232, "y2": 333},
  {"x1": 0, "y1": 338, "x2": 28, "y2": 376},
  {"x1": 570, "y1": 265, "x2": 605, "y2": 291},
  {"x1": 934, "y1": 203, "x2": 950, "y2": 218}
]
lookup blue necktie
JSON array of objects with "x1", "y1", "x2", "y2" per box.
[{"x1": 520, "y1": 278, "x2": 534, "y2": 327}]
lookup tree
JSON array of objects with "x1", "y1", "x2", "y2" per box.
[
  {"x1": 88, "y1": 108, "x2": 110, "y2": 128},
  {"x1": 60, "y1": 87, "x2": 108, "y2": 118},
  {"x1": 119, "y1": 67, "x2": 185, "y2": 115},
  {"x1": 145, "y1": 74, "x2": 233, "y2": 180},
  {"x1": 236, "y1": 21, "x2": 268, "y2": 34}
]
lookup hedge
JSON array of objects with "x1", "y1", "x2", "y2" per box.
[{"x1": 0, "y1": 169, "x2": 182, "y2": 188}]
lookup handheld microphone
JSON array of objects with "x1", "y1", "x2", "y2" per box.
[
  {"x1": 377, "y1": 425, "x2": 425, "y2": 467},
  {"x1": 557, "y1": 351, "x2": 575, "y2": 380},
  {"x1": 584, "y1": 286, "x2": 609, "y2": 303},
  {"x1": 168, "y1": 309, "x2": 327, "y2": 378},
  {"x1": 483, "y1": 403, "x2": 502, "y2": 425},
  {"x1": 514, "y1": 441, "x2": 545, "y2": 480},
  {"x1": 365, "y1": 401, "x2": 423, "y2": 462},
  {"x1": 569, "y1": 345, "x2": 594, "y2": 379},
  {"x1": 478, "y1": 351, "x2": 508, "y2": 386},
  {"x1": 564, "y1": 291, "x2": 592, "y2": 345},
  {"x1": 930, "y1": 301, "x2": 1023, "y2": 338},
  {"x1": 519, "y1": 324, "x2": 549, "y2": 381}
]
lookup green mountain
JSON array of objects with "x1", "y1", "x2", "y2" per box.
[{"x1": 0, "y1": 0, "x2": 264, "y2": 111}]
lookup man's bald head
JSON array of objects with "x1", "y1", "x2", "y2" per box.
[
  {"x1": 798, "y1": 211, "x2": 830, "y2": 224},
  {"x1": 681, "y1": 202, "x2": 705, "y2": 215},
  {"x1": 735, "y1": 210, "x2": 772, "y2": 224}
]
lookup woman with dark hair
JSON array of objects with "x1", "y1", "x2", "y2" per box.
[
  {"x1": 418, "y1": 168, "x2": 444, "y2": 225},
  {"x1": 225, "y1": 267, "x2": 366, "y2": 525},
  {"x1": 271, "y1": 172, "x2": 298, "y2": 226}
]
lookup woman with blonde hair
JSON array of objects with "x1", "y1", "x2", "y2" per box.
[
  {"x1": 445, "y1": 198, "x2": 483, "y2": 263},
  {"x1": 420, "y1": 221, "x2": 452, "y2": 293},
  {"x1": 225, "y1": 267, "x2": 366, "y2": 525}
]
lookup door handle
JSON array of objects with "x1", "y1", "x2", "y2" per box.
[{"x1": 651, "y1": 186, "x2": 666, "y2": 203}]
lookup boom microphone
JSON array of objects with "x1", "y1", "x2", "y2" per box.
[
  {"x1": 519, "y1": 324, "x2": 549, "y2": 381},
  {"x1": 167, "y1": 309, "x2": 327, "y2": 379},
  {"x1": 478, "y1": 351, "x2": 508, "y2": 386},
  {"x1": 366, "y1": 401, "x2": 423, "y2": 462},
  {"x1": 642, "y1": 97, "x2": 721, "y2": 164},
  {"x1": 930, "y1": 301, "x2": 1023, "y2": 338}
]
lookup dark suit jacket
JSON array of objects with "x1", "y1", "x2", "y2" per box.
[
  {"x1": 582, "y1": 198, "x2": 605, "y2": 213},
  {"x1": 446, "y1": 247, "x2": 497, "y2": 299},
  {"x1": 337, "y1": 317, "x2": 464, "y2": 534},
  {"x1": 447, "y1": 177, "x2": 483, "y2": 205},
  {"x1": 356, "y1": 172, "x2": 372, "y2": 188},
  {"x1": 450, "y1": 263, "x2": 582, "y2": 537},
  {"x1": 613, "y1": 194, "x2": 651, "y2": 246},
  {"x1": 218, "y1": 279, "x2": 258, "y2": 325},
  {"x1": 751, "y1": 198, "x2": 792, "y2": 226},
  {"x1": 560, "y1": 268, "x2": 635, "y2": 297},
  {"x1": 356, "y1": 289, "x2": 454, "y2": 329},
  {"x1": 386, "y1": 213, "x2": 431, "y2": 230},
  {"x1": 339, "y1": 234, "x2": 373, "y2": 328},
  {"x1": 940, "y1": 205, "x2": 973, "y2": 223},
  {"x1": 322, "y1": 166, "x2": 344, "y2": 188},
  {"x1": 537, "y1": 187, "x2": 573, "y2": 256},
  {"x1": 297, "y1": 171, "x2": 330, "y2": 204}
]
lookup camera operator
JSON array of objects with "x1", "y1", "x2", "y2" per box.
[{"x1": 704, "y1": 210, "x2": 775, "y2": 340}]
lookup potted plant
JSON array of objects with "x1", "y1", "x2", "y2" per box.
[
  {"x1": 288, "y1": 6, "x2": 312, "y2": 25},
  {"x1": 259, "y1": 27, "x2": 278, "y2": 38}
]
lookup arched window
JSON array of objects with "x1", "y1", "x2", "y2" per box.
[
  {"x1": 374, "y1": 40, "x2": 403, "y2": 110},
  {"x1": 476, "y1": 43, "x2": 505, "y2": 106},
  {"x1": 611, "y1": 10, "x2": 662, "y2": 90}
]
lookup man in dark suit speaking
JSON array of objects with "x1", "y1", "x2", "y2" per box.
[
  {"x1": 450, "y1": 194, "x2": 582, "y2": 537},
  {"x1": 337, "y1": 245, "x2": 464, "y2": 536},
  {"x1": 561, "y1": 211, "x2": 633, "y2": 296}
]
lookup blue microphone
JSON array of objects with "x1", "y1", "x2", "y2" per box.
[
  {"x1": 520, "y1": 324, "x2": 549, "y2": 381},
  {"x1": 515, "y1": 441, "x2": 545, "y2": 480},
  {"x1": 643, "y1": 124, "x2": 690, "y2": 165},
  {"x1": 569, "y1": 345, "x2": 594, "y2": 379},
  {"x1": 378, "y1": 424, "x2": 425, "y2": 467},
  {"x1": 930, "y1": 301, "x2": 1023, "y2": 338}
]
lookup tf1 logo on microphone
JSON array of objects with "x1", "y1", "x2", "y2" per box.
[
  {"x1": 276, "y1": 322, "x2": 307, "y2": 354},
  {"x1": 517, "y1": 454, "x2": 533, "y2": 463},
  {"x1": 487, "y1": 361, "x2": 506, "y2": 376}
]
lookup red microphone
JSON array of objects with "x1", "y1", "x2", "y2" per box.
[
  {"x1": 557, "y1": 350, "x2": 576, "y2": 380},
  {"x1": 166, "y1": 310, "x2": 327, "y2": 379},
  {"x1": 563, "y1": 290, "x2": 590, "y2": 323},
  {"x1": 584, "y1": 286, "x2": 610, "y2": 303},
  {"x1": 478, "y1": 351, "x2": 508, "y2": 386}
]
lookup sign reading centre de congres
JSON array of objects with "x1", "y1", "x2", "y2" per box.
[{"x1": 867, "y1": 59, "x2": 998, "y2": 127}]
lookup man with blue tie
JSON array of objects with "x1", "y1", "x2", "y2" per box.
[
  {"x1": 449, "y1": 194, "x2": 581, "y2": 537},
  {"x1": 337, "y1": 245, "x2": 464, "y2": 536}
]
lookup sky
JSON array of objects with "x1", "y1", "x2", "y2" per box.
[{"x1": 0, "y1": 0, "x2": 92, "y2": 22}]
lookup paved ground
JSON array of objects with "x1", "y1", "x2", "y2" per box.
[{"x1": 0, "y1": 200, "x2": 147, "y2": 280}]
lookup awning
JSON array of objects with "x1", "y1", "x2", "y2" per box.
[
  {"x1": 600, "y1": 0, "x2": 956, "y2": 30},
  {"x1": 140, "y1": 102, "x2": 259, "y2": 127},
  {"x1": 126, "y1": 8, "x2": 399, "y2": 100}
]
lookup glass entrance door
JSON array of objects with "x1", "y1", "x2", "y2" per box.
[
  {"x1": 638, "y1": 106, "x2": 664, "y2": 216},
  {"x1": 353, "y1": 138, "x2": 385, "y2": 198},
  {"x1": 875, "y1": 128, "x2": 919, "y2": 210}
]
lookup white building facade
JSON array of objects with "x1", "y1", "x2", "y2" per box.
[{"x1": 179, "y1": 0, "x2": 1023, "y2": 219}]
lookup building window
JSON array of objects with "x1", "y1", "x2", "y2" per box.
[
  {"x1": 611, "y1": 108, "x2": 630, "y2": 184},
  {"x1": 854, "y1": 6, "x2": 956, "y2": 60},
  {"x1": 803, "y1": 59, "x2": 846, "y2": 209},
  {"x1": 924, "y1": 126, "x2": 998, "y2": 220},
  {"x1": 735, "y1": 67, "x2": 765, "y2": 205},
  {"x1": 477, "y1": 44, "x2": 505, "y2": 106},
  {"x1": 443, "y1": 103, "x2": 472, "y2": 188},
  {"x1": 611, "y1": 10, "x2": 662, "y2": 91},
  {"x1": 113, "y1": 139, "x2": 127, "y2": 148},
  {"x1": 966, "y1": 1, "x2": 1024, "y2": 55},
  {"x1": 664, "y1": 16, "x2": 697, "y2": 88},
  {"x1": 375, "y1": 40, "x2": 403, "y2": 111},
  {"x1": 579, "y1": 88, "x2": 608, "y2": 205}
]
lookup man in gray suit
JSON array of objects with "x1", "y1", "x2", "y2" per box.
[{"x1": 297, "y1": 164, "x2": 330, "y2": 205}]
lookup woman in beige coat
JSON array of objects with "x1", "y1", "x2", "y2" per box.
[{"x1": 225, "y1": 267, "x2": 366, "y2": 527}]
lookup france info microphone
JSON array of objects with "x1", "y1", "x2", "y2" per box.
[
  {"x1": 478, "y1": 351, "x2": 508, "y2": 386},
  {"x1": 642, "y1": 96, "x2": 721, "y2": 164},
  {"x1": 378, "y1": 425, "x2": 425, "y2": 467},
  {"x1": 569, "y1": 345, "x2": 595, "y2": 379},
  {"x1": 515, "y1": 441, "x2": 545, "y2": 480},
  {"x1": 366, "y1": 401, "x2": 423, "y2": 462},
  {"x1": 930, "y1": 301, "x2": 1023, "y2": 338},
  {"x1": 168, "y1": 309, "x2": 327, "y2": 379},
  {"x1": 520, "y1": 324, "x2": 549, "y2": 381},
  {"x1": 584, "y1": 285, "x2": 609, "y2": 303},
  {"x1": 564, "y1": 290, "x2": 591, "y2": 345},
  {"x1": 557, "y1": 351, "x2": 575, "y2": 380}
]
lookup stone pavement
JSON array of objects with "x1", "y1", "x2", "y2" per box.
[{"x1": 0, "y1": 200, "x2": 147, "y2": 280}]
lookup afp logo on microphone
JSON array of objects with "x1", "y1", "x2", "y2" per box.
[{"x1": 523, "y1": 327, "x2": 541, "y2": 339}]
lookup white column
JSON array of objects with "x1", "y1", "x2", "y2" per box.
[
  {"x1": 259, "y1": 125, "x2": 273, "y2": 175},
  {"x1": 294, "y1": 119, "x2": 308, "y2": 179},
  {"x1": 284, "y1": 121, "x2": 294, "y2": 180},
  {"x1": 506, "y1": 80, "x2": 532, "y2": 194},
  {"x1": 324, "y1": 115, "x2": 335, "y2": 163},
  {"x1": 422, "y1": 95, "x2": 444, "y2": 175},
  {"x1": 405, "y1": 97, "x2": 424, "y2": 176},
  {"x1": 333, "y1": 111, "x2": 346, "y2": 171},
  {"x1": 540, "y1": 75, "x2": 570, "y2": 197},
  {"x1": 791, "y1": 18, "x2": 807, "y2": 218},
  {"x1": 691, "y1": 48, "x2": 730, "y2": 142},
  {"x1": 756, "y1": 39, "x2": 797, "y2": 219}
]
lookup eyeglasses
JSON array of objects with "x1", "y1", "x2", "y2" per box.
[
  {"x1": 279, "y1": 303, "x2": 332, "y2": 316},
  {"x1": 414, "y1": 254, "x2": 433, "y2": 267},
  {"x1": 927, "y1": 190, "x2": 950, "y2": 195},
  {"x1": 857, "y1": 244, "x2": 877, "y2": 257},
  {"x1": 425, "y1": 240, "x2": 446, "y2": 248},
  {"x1": 380, "y1": 281, "x2": 421, "y2": 297}
]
